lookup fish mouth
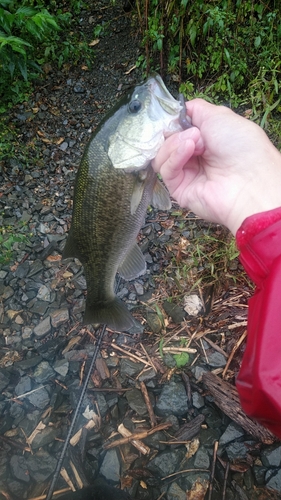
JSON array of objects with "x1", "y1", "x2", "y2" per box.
[{"x1": 149, "y1": 74, "x2": 182, "y2": 115}]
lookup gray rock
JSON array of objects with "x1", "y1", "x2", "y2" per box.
[
  {"x1": 192, "y1": 391, "x2": 205, "y2": 409},
  {"x1": 1, "y1": 285, "x2": 14, "y2": 300},
  {"x1": 0, "y1": 370, "x2": 9, "y2": 391},
  {"x1": 22, "y1": 327, "x2": 33, "y2": 339},
  {"x1": 167, "y1": 482, "x2": 186, "y2": 500},
  {"x1": 32, "y1": 426, "x2": 58, "y2": 449},
  {"x1": 120, "y1": 358, "x2": 143, "y2": 377},
  {"x1": 27, "y1": 260, "x2": 44, "y2": 277},
  {"x1": 219, "y1": 422, "x2": 245, "y2": 447},
  {"x1": 155, "y1": 381, "x2": 188, "y2": 417},
  {"x1": 126, "y1": 388, "x2": 149, "y2": 416},
  {"x1": 50, "y1": 308, "x2": 69, "y2": 327},
  {"x1": 10, "y1": 455, "x2": 30, "y2": 482},
  {"x1": 226, "y1": 441, "x2": 249, "y2": 461},
  {"x1": 34, "y1": 316, "x2": 51, "y2": 338},
  {"x1": 194, "y1": 446, "x2": 210, "y2": 469},
  {"x1": 100, "y1": 449, "x2": 120, "y2": 483},
  {"x1": 33, "y1": 361, "x2": 55, "y2": 383},
  {"x1": 265, "y1": 468, "x2": 281, "y2": 492},
  {"x1": 29, "y1": 300, "x2": 49, "y2": 315},
  {"x1": 261, "y1": 445, "x2": 281, "y2": 468},
  {"x1": 37, "y1": 284, "x2": 51, "y2": 301},
  {"x1": 15, "y1": 375, "x2": 32, "y2": 396},
  {"x1": 206, "y1": 350, "x2": 227, "y2": 367},
  {"x1": 14, "y1": 261, "x2": 30, "y2": 278},
  {"x1": 191, "y1": 365, "x2": 208, "y2": 381},
  {"x1": 53, "y1": 359, "x2": 69, "y2": 377},
  {"x1": 147, "y1": 449, "x2": 185, "y2": 477},
  {"x1": 26, "y1": 450, "x2": 57, "y2": 482},
  {"x1": 27, "y1": 385, "x2": 50, "y2": 409}
]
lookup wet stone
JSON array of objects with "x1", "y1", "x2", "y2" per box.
[
  {"x1": 1, "y1": 285, "x2": 14, "y2": 300},
  {"x1": 50, "y1": 308, "x2": 69, "y2": 327},
  {"x1": 147, "y1": 449, "x2": 185, "y2": 477},
  {"x1": 33, "y1": 361, "x2": 55, "y2": 383},
  {"x1": 100, "y1": 449, "x2": 120, "y2": 483},
  {"x1": 225, "y1": 441, "x2": 250, "y2": 461},
  {"x1": 27, "y1": 260, "x2": 44, "y2": 277},
  {"x1": 14, "y1": 261, "x2": 30, "y2": 278},
  {"x1": 29, "y1": 300, "x2": 49, "y2": 315},
  {"x1": 261, "y1": 444, "x2": 281, "y2": 467},
  {"x1": 126, "y1": 388, "x2": 148, "y2": 416},
  {"x1": 167, "y1": 482, "x2": 186, "y2": 500},
  {"x1": 206, "y1": 350, "x2": 227, "y2": 368},
  {"x1": 120, "y1": 358, "x2": 143, "y2": 378},
  {"x1": 192, "y1": 391, "x2": 205, "y2": 409},
  {"x1": 53, "y1": 359, "x2": 69, "y2": 377},
  {"x1": 194, "y1": 446, "x2": 210, "y2": 469},
  {"x1": 32, "y1": 426, "x2": 58, "y2": 449},
  {"x1": 10, "y1": 455, "x2": 30, "y2": 483},
  {"x1": 15, "y1": 355, "x2": 42, "y2": 370},
  {"x1": 219, "y1": 422, "x2": 245, "y2": 447},
  {"x1": 0, "y1": 370, "x2": 9, "y2": 391},
  {"x1": 37, "y1": 284, "x2": 51, "y2": 301},
  {"x1": 155, "y1": 380, "x2": 188, "y2": 417},
  {"x1": 265, "y1": 468, "x2": 281, "y2": 491},
  {"x1": 27, "y1": 384, "x2": 50, "y2": 409},
  {"x1": 15, "y1": 375, "x2": 32, "y2": 396},
  {"x1": 26, "y1": 450, "x2": 57, "y2": 482},
  {"x1": 33, "y1": 316, "x2": 51, "y2": 338}
]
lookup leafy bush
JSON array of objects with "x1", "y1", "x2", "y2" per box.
[
  {"x1": 135, "y1": 0, "x2": 281, "y2": 128},
  {"x1": 0, "y1": 0, "x2": 91, "y2": 109}
]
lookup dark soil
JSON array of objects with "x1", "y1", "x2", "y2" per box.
[{"x1": 0, "y1": 1, "x2": 281, "y2": 500}]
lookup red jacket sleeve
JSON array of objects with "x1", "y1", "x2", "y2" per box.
[{"x1": 235, "y1": 208, "x2": 281, "y2": 439}]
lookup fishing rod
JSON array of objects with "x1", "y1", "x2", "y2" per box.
[
  {"x1": 45, "y1": 323, "x2": 106, "y2": 500},
  {"x1": 45, "y1": 278, "x2": 122, "y2": 500}
]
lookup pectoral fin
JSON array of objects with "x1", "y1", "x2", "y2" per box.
[
  {"x1": 152, "y1": 178, "x2": 171, "y2": 210},
  {"x1": 118, "y1": 243, "x2": 146, "y2": 280}
]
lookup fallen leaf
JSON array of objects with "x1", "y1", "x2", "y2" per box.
[
  {"x1": 186, "y1": 478, "x2": 209, "y2": 499},
  {"x1": 89, "y1": 39, "x2": 100, "y2": 46}
]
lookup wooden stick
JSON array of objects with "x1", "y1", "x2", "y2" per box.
[
  {"x1": 117, "y1": 423, "x2": 150, "y2": 455},
  {"x1": 203, "y1": 372, "x2": 276, "y2": 444},
  {"x1": 28, "y1": 488, "x2": 71, "y2": 500},
  {"x1": 222, "y1": 461, "x2": 230, "y2": 500},
  {"x1": 140, "y1": 381, "x2": 157, "y2": 428},
  {"x1": 222, "y1": 330, "x2": 247, "y2": 378},
  {"x1": 207, "y1": 440, "x2": 218, "y2": 500},
  {"x1": 104, "y1": 422, "x2": 172, "y2": 450},
  {"x1": 111, "y1": 344, "x2": 152, "y2": 367}
]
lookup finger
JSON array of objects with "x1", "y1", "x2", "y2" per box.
[
  {"x1": 156, "y1": 138, "x2": 197, "y2": 196},
  {"x1": 152, "y1": 127, "x2": 201, "y2": 172}
]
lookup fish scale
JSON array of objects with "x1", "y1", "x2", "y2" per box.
[{"x1": 63, "y1": 75, "x2": 185, "y2": 331}]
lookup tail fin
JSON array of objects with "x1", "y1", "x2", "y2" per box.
[{"x1": 83, "y1": 296, "x2": 135, "y2": 332}]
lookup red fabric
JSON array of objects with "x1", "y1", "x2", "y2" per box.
[{"x1": 235, "y1": 207, "x2": 281, "y2": 439}]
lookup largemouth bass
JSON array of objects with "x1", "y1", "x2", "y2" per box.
[{"x1": 63, "y1": 75, "x2": 185, "y2": 331}]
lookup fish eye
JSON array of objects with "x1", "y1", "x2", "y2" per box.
[{"x1": 128, "y1": 99, "x2": 142, "y2": 113}]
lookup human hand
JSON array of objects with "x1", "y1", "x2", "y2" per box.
[{"x1": 152, "y1": 99, "x2": 281, "y2": 234}]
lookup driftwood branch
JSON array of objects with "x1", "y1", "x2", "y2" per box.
[
  {"x1": 104, "y1": 422, "x2": 172, "y2": 450},
  {"x1": 203, "y1": 372, "x2": 276, "y2": 444}
]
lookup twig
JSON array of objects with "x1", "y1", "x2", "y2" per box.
[
  {"x1": 111, "y1": 343, "x2": 152, "y2": 367},
  {"x1": 140, "y1": 381, "x2": 157, "y2": 427},
  {"x1": 28, "y1": 488, "x2": 71, "y2": 500},
  {"x1": 181, "y1": 372, "x2": 192, "y2": 405},
  {"x1": 104, "y1": 422, "x2": 172, "y2": 450},
  {"x1": 162, "y1": 469, "x2": 209, "y2": 480},
  {"x1": 208, "y1": 440, "x2": 218, "y2": 500},
  {"x1": 140, "y1": 342, "x2": 157, "y2": 372},
  {"x1": 222, "y1": 461, "x2": 230, "y2": 500},
  {"x1": 117, "y1": 423, "x2": 150, "y2": 455},
  {"x1": 222, "y1": 330, "x2": 247, "y2": 378}
]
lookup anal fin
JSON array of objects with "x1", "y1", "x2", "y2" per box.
[
  {"x1": 152, "y1": 178, "x2": 171, "y2": 210},
  {"x1": 118, "y1": 243, "x2": 146, "y2": 280}
]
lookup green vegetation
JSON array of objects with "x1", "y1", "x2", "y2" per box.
[
  {"x1": 135, "y1": 0, "x2": 281, "y2": 137},
  {"x1": 0, "y1": 0, "x2": 92, "y2": 110}
]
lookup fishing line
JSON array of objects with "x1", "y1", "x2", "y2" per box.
[{"x1": 45, "y1": 277, "x2": 122, "y2": 500}]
